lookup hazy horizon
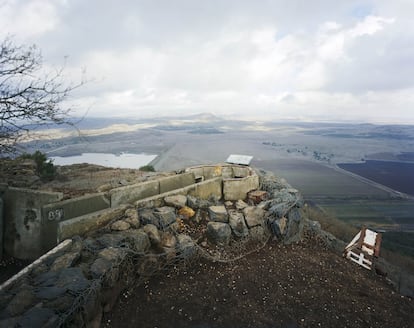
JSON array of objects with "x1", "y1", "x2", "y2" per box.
[{"x1": 2, "y1": 1, "x2": 414, "y2": 124}]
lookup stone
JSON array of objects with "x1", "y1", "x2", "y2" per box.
[
  {"x1": 249, "y1": 226, "x2": 267, "y2": 241},
  {"x1": 267, "y1": 202, "x2": 292, "y2": 218},
  {"x1": 124, "y1": 208, "x2": 140, "y2": 228},
  {"x1": 178, "y1": 206, "x2": 195, "y2": 219},
  {"x1": 143, "y1": 224, "x2": 161, "y2": 246},
  {"x1": 270, "y1": 217, "x2": 287, "y2": 237},
  {"x1": 224, "y1": 201, "x2": 233, "y2": 208},
  {"x1": 90, "y1": 258, "x2": 112, "y2": 279},
  {"x1": 176, "y1": 234, "x2": 197, "y2": 258},
  {"x1": 57, "y1": 268, "x2": 91, "y2": 293},
  {"x1": 161, "y1": 232, "x2": 177, "y2": 248},
  {"x1": 6, "y1": 289, "x2": 36, "y2": 316},
  {"x1": 187, "y1": 195, "x2": 212, "y2": 209},
  {"x1": 50, "y1": 251, "x2": 80, "y2": 271},
  {"x1": 164, "y1": 195, "x2": 187, "y2": 208},
  {"x1": 243, "y1": 206, "x2": 265, "y2": 228},
  {"x1": 154, "y1": 207, "x2": 177, "y2": 229},
  {"x1": 228, "y1": 210, "x2": 249, "y2": 238},
  {"x1": 247, "y1": 190, "x2": 268, "y2": 204},
  {"x1": 111, "y1": 220, "x2": 130, "y2": 231},
  {"x1": 235, "y1": 200, "x2": 248, "y2": 210},
  {"x1": 208, "y1": 205, "x2": 228, "y2": 223},
  {"x1": 18, "y1": 306, "x2": 57, "y2": 328},
  {"x1": 207, "y1": 222, "x2": 232, "y2": 245},
  {"x1": 98, "y1": 247, "x2": 126, "y2": 262},
  {"x1": 36, "y1": 286, "x2": 66, "y2": 300},
  {"x1": 0, "y1": 317, "x2": 19, "y2": 328},
  {"x1": 139, "y1": 209, "x2": 159, "y2": 227},
  {"x1": 44, "y1": 295, "x2": 75, "y2": 312},
  {"x1": 97, "y1": 233, "x2": 127, "y2": 248},
  {"x1": 123, "y1": 230, "x2": 151, "y2": 253}
]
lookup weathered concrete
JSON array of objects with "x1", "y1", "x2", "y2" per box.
[
  {"x1": 41, "y1": 193, "x2": 110, "y2": 252},
  {"x1": 57, "y1": 206, "x2": 128, "y2": 242},
  {"x1": 110, "y1": 180, "x2": 159, "y2": 208},
  {"x1": 135, "y1": 178, "x2": 222, "y2": 208},
  {"x1": 0, "y1": 197, "x2": 3, "y2": 260},
  {"x1": 3, "y1": 187, "x2": 63, "y2": 260},
  {"x1": 223, "y1": 175, "x2": 259, "y2": 201},
  {"x1": 159, "y1": 172, "x2": 195, "y2": 194}
]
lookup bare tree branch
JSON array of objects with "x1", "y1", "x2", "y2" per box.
[{"x1": 0, "y1": 37, "x2": 84, "y2": 153}]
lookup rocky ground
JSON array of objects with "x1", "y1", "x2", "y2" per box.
[{"x1": 103, "y1": 236, "x2": 414, "y2": 328}]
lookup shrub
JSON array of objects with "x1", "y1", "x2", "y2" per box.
[
  {"x1": 139, "y1": 165, "x2": 155, "y2": 172},
  {"x1": 20, "y1": 150, "x2": 56, "y2": 181}
]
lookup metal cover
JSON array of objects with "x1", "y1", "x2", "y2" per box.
[{"x1": 225, "y1": 154, "x2": 253, "y2": 166}]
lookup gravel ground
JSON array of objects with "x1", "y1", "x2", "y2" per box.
[{"x1": 103, "y1": 237, "x2": 414, "y2": 328}]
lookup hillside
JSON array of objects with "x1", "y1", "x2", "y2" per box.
[
  {"x1": 104, "y1": 236, "x2": 414, "y2": 328},
  {"x1": 0, "y1": 160, "x2": 413, "y2": 327}
]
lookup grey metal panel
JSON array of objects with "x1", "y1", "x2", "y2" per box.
[{"x1": 225, "y1": 154, "x2": 253, "y2": 166}]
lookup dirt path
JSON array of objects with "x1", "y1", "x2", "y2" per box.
[{"x1": 103, "y1": 238, "x2": 414, "y2": 328}]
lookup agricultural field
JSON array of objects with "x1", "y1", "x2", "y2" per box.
[{"x1": 339, "y1": 160, "x2": 414, "y2": 196}]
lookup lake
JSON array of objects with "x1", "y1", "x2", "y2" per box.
[{"x1": 51, "y1": 152, "x2": 157, "y2": 169}]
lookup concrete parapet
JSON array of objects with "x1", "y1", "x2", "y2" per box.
[
  {"x1": 135, "y1": 178, "x2": 222, "y2": 208},
  {"x1": 223, "y1": 175, "x2": 259, "y2": 201},
  {"x1": 3, "y1": 187, "x2": 63, "y2": 260},
  {"x1": 110, "y1": 180, "x2": 160, "y2": 207},
  {"x1": 159, "y1": 172, "x2": 195, "y2": 194},
  {"x1": 41, "y1": 193, "x2": 110, "y2": 252},
  {"x1": 58, "y1": 206, "x2": 128, "y2": 241}
]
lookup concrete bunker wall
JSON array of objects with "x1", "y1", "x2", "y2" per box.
[{"x1": 1, "y1": 165, "x2": 258, "y2": 260}]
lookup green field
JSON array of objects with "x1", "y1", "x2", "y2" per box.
[{"x1": 253, "y1": 159, "x2": 389, "y2": 197}]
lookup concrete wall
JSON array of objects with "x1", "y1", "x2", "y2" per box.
[
  {"x1": 223, "y1": 175, "x2": 260, "y2": 201},
  {"x1": 110, "y1": 180, "x2": 159, "y2": 208},
  {"x1": 58, "y1": 206, "x2": 128, "y2": 242},
  {"x1": 159, "y1": 172, "x2": 195, "y2": 194},
  {"x1": 135, "y1": 177, "x2": 222, "y2": 208},
  {"x1": 0, "y1": 197, "x2": 3, "y2": 260},
  {"x1": 3, "y1": 187, "x2": 63, "y2": 260},
  {"x1": 41, "y1": 193, "x2": 110, "y2": 252}
]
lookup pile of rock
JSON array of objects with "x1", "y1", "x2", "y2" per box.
[{"x1": 0, "y1": 170, "x2": 308, "y2": 327}]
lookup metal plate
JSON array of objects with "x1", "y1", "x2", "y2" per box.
[{"x1": 225, "y1": 154, "x2": 253, "y2": 166}]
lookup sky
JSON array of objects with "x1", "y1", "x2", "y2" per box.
[{"x1": 1, "y1": 0, "x2": 414, "y2": 123}]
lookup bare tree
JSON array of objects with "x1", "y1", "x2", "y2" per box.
[{"x1": 0, "y1": 37, "x2": 83, "y2": 153}]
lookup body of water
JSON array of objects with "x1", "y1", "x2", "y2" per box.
[{"x1": 51, "y1": 152, "x2": 157, "y2": 169}]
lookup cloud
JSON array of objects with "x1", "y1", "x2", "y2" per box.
[{"x1": 1, "y1": 0, "x2": 414, "y2": 123}]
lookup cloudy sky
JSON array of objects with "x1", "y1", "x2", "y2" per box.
[{"x1": 1, "y1": 0, "x2": 414, "y2": 123}]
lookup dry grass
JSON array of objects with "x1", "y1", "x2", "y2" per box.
[{"x1": 303, "y1": 204, "x2": 414, "y2": 274}]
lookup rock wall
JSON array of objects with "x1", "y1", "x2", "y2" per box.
[{"x1": 0, "y1": 168, "x2": 306, "y2": 327}]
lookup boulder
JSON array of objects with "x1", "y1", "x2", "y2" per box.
[
  {"x1": 164, "y1": 195, "x2": 187, "y2": 208},
  {"x1": 98, "y1": 247, "x2": 126, "y2": 262},
  {"x1": 97, "y1": 233, "x2": 127, "y2": 248},
  {"x1": 187, "y1": 195, "x2": 212, "y2": 209},
  {"x1": 161, "y1": 232, "x2": 177, "y2": 248},
  {"x1": 249, "y1": 225, "x2": 267, "y2": 241},
  {"x1": 269, "y1": 217, "x2": 287, "y2": 237},
  {"x1": 124, "y1": 208, "x2": 140, "y2": 228},
  {"x1": 207, "y1": 222, "x2": 232, "y2": 245},
  {"x1": 154, "y1": 207, "x2": 177, "y2": 229},
  {"x1": 18, "y1": 306, "x2": 58, "y2": 328},
  {"x1": 139, "y1": 209, "x2": 159, "y2": 227},
  {"x1": 178, "y1": 206, "x2": 195, "y2": 220},
  {"x1": 50, "y1": 251, "x2": 80, "y2": 271},
  {"x1": 6, "y1": 289, "x2": 36, "y2": 316},
  {"x1": 111, "y1": 220, "x2": 130, "y2": 231},
  {"x1": 56, "y1": 268, "x2": 90, "y2": 293},
  {"x1": 176, "y1": 234, "x2": 196, "y2": 258},
  {"x1": 208, "y1": 205, "x2": 228, "y2": 223},
  {"x1": 235, "y1": 200, "x2": 248, "y2": 210},
  {"x1": 123, "y1": 230, "x2": 151, "y2": 253},
  {"x1": 143, "y1": 224, "x2": 161, "y2": 246},
  {"x1": 90, "y1": 258, "x2": 112, "y2": 279},
  {"x1": 243, "y1": 206, "x2": 265, "y2": 228},
  {"x1": 228, "y1": 210, "x2": 249, "y2": 238}
]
